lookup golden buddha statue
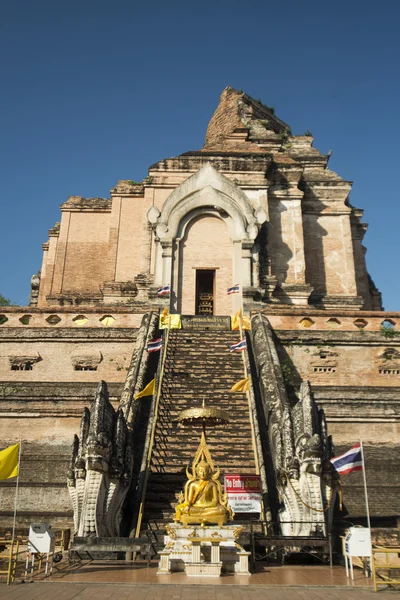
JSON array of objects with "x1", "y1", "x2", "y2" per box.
[{"x1": 174, "y1": 433, "x2": 233, "y2": 527}]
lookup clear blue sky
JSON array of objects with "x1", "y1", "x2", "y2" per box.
[{"x1": 1, "y1": 0, "x2": 399, "y2": 309}]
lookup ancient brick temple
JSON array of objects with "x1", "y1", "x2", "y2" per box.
[{"x1": 0, "y1": 87, "x2": 398, "y2": 545}]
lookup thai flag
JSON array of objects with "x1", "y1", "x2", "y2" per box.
[
  {"x1": 147, "y1": 337, "x2": 162, "y2": 353},
  {"x1": 330, "y1": 443, "x2": 363, "y2": 475},
  {"x1": 157, "y1": 285, "x2": 170, "y2": 297},
  {"x1": 227, "y1": 283, "x2": 240, "y2": 295},
  {"x1": 230, "y1": 338, "x2": 247, "y2": 352}
]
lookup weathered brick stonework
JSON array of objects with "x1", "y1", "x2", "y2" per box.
[
  {"x1": 33, "y1": 87, "x2": 380, "y2": 312},
  {"x1": 0, "y1": 382, "x2": 123, "y2": 530},
  {"x1": 0, "y1": 86, "x2": 398, "y2": 535},
  {"x1": 204, "y1": 86, "x2": 249, "y2": 148}
]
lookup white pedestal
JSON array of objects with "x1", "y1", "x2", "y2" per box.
[
  {"x1": 191, "y1": 540, "x2": 202, "y2": 563},
  {"x1": 186, "y1": 562, "x2": 222, "y2": 578},
  {"x1": 157, "y1": 550, "x2": 172, "y2": 574},
  {"x1": 157, "y1": 524, "x2": 251, "y2": 577},
  {"x1": 211, "y1": 541, "x2": 221, "y2": 563},
  {"x1": 237, "y1": 550, "x2": 251, "y2": 575}
]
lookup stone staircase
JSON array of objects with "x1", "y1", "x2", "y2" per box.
[{"x1": 140, "y1": 327, "x2": 257, "y2": 546}]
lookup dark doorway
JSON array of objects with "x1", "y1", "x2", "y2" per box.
[{"x1": 196, "y1": 270, "x2": 215, "y2": 315}]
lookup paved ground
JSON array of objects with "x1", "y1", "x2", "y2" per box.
[
  {"x1": 19, "y1": 560, "x2": 376, "y2": 587},
  {"x1": 0, "y1": 583, "x2": 399, "y2": 600},
  {"x1": 0, "y1": 560, "x2": 398, "y2": 599}
]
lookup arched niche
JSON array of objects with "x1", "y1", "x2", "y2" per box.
[
  {"x1": 175, "y1": 212, "x2": 233, "y2": 315},
  {"x1": 148, "y1": 163, "x2": 266, "y2": 306}
]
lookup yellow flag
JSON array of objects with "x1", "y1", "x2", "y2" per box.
[
  {"x1": 241, "y1": 317, "x2": 251, "y2": 330},
  {"x1": 231, "y1": 311, "x2": 251, "y2": 331},
  {"x1": 135, "y1": 378, "x2": 156, "y2": 400},
  {"x1": 159, "y1": 313, "x2": 182, "y2": 330},
  {"x1": 230, "y1": 377, "x2": 250, "y2": 393},
  {"x1": 0, "y1": 443, "x2": 19, "y2": 480}
]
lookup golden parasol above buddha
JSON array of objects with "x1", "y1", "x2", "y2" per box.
[{"x1": 174, "y1": 401, "x2": 234, "y2": 527}]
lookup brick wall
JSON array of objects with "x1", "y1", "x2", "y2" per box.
[
  {"x1": 0, "y1": 339, "x2": 134, "y2": 383},
  {"x1": 54, "y1": 212, "x2": 113, "y2": 294},
  {"x1": 0, "y1": 382, "x2": 123, "y2": 530},
  {"x1": 115, "y1": 196, "x2": 152, "y2": 281},
  {"x1": 303, "y1": 213, "x2": 357, "y2": 296}
]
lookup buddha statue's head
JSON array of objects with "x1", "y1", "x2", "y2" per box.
[{"x1": 196, "y1": 460, "x2": 211, "y2": 481}]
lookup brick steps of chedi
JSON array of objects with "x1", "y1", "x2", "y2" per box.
[
  {"x1": 150, "y1": 459, "x2": 253, "y2": 467},
  {"x1": 158, "y1": 392, "x2": 249, "y2": 401},
  {"x1": 152, "y1": 438, "x2": 253, "y2": 449},
  {"x1": 140, "y1": 328, "x2": 257, "y2": 530},
  {"x1": 152, "y1": 436, "x2": 253, "y2": 448},
  {"x1": 156, "y1": 413, "x2": 251, "y2": 423},
  {"x1": 151, "y1": 435, "x2": 253, "y2": 446},
  {"x1": 156, "y1": 399, "x2": 250, "y2": 409}
]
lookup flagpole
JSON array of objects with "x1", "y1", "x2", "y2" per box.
[
  {"x1": 359, "y1": 439, "x2": 371, "y2": 531},
  {"x1": 236, "y1": 287, "x2": 260, "y2": 475},
  {"x1": 237, "y1": 286, "x2": 264, "y2": 519},
  {"x1": 240, "y1": 280, "x2": 244, "y2": 329},
  {"x1": 11, "y1": 440, "x2": 21, "y2": 545}
]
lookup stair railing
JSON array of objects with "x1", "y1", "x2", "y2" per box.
[
  {"x1": 132, "y1": 315, "x2": 172, "y2": 545},
  {"x1": 121, "y1": 311, "x2": 159, "y2": 428},
  {"x1": 237, "y1": 316, "x2": 268, "y2": 523},
  {"x1": 237, "y1": 317, "x2": 260, "y2": 474}
]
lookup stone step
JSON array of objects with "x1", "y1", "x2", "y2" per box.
[
  {"x1": 152, "y1": 436, "x2": 253, "y2": 443},
  {"x1": 155, "y1": 420, "x2": 250, "y2": 427},
  {"x1": 158, "y1": 395, "x2": 248, "y2": 402},
  {"x1": 165, "y1": 353, "x2": 243, "y2": 358},
  {"x1": 158, "y1": 401, "x2": 247, "y2": 407},
  {"x1": 158, "y1": 393, "x2": 248, "y2": 399},
  {"x1": 151, "y1": 443, "x2": 254, "y2": 451},
  {"x1": 159, "y1": 397, "x2": 248, "y2": 402},
  {"x1": 152, "y1": 451, "x2": 254, "y2": 459},
  {"x1": 166, "y1": 349, "x2": 243, "y2": 354},
  {"x1": 156, "y1": 406, "x2": 250, "y2": 414},
  {"x1": 151, "y1": 455, "x2": 254, "y2": 466},
  {"x1": 150, "y1": 457, "x2": 255, "y2": 466},
  {"x1": 165, "y1": 354, "x2": 241, "y2": 359},
  {"x1": 157, "y1": 408, "x2": 249, "y2": 415},
  {"x1": 164, "y1": 364, "x2": 243, "y2": 369},
  {"x1": 161, "y1": 390, "x2": 244, "y2": 396},
  {"x1": 152, "y1": 429, "x2": 253, "y2": 437},
  {"x1": 168, "y1": 332, "x2": 243, "y2": 339},
  {"x1": 155, "y1": 410, "x2": 251, "y2": 416},
  {"x1": 150, "y1": 463, "x2": 256, "y2": 473},
  {"x1": 152, "y1": 436, "x2": 254, "y2": 446}
]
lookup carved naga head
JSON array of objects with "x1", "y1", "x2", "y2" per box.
[
  {"x1": 296, "y1": 433, "x2": 322, "y2": 474},
  {"x1": 86, "y1": 381, "x2": 114, "y2": 472}
]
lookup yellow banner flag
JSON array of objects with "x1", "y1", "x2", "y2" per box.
[
  {"x1": 135, "y1": 378, "x2": 156, "y2": 400},
  {"x1": 0, "y1": 443, "x2": 19, "y2": 480},
  {"x1": 230, "y1": 377, "x2": 250, "y2": 393},
  {"x1": 159, "y1": 313, "x2": 182, "y2": 330},
  {"x1": 231, "y1": 310, "x2": 251, "y2": 331}
]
